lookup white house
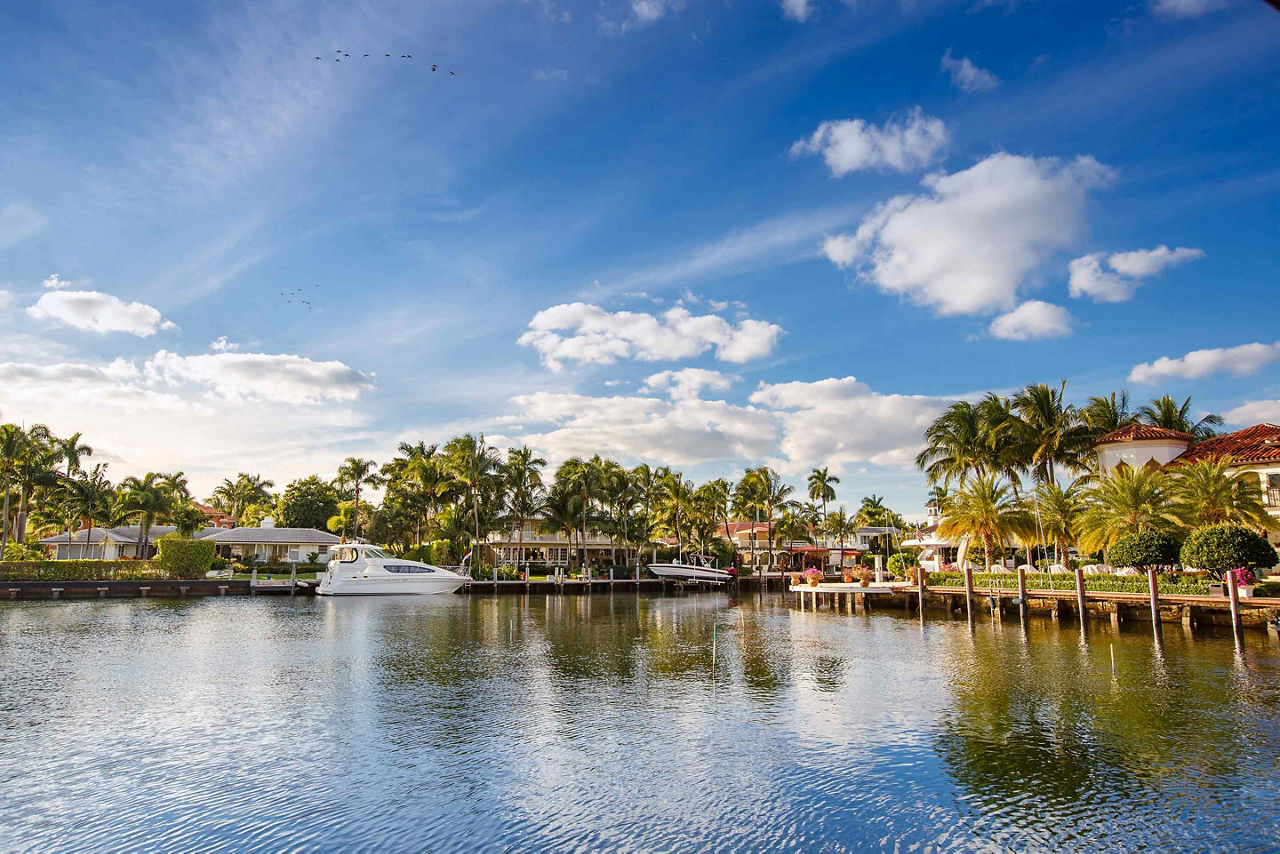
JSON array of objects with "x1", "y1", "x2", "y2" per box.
[
  {"x1": 40, "y1": 519, "x2": 340, "y2": 562},
  {"x1": 39, "y1": 525, "x2": 222, "y2": 560}
]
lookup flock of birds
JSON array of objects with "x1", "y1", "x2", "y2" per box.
[
  {"x1": 316, "y1": 50, "x2": 455, "y2": 74},
  {"x1": 279, "y1": 286, "x2": 315, "y2": 310}
]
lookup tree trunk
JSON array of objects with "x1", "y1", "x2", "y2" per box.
[
  {"x1": 0, "y1": 471, "x2": 9, "y2": 556},
  {"x1": 517, "y1": 514, "x2": 526, "y2": 581},
  {"x1": 354, "y1": 483, "x2": 362, "y2": 539}
]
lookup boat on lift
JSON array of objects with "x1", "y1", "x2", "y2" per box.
[
  {"x1": 646, "y1": 554, "x2": 736, "y2": 584},
  {"x1": 316, "y1": 544, "x2": 467, "y2": 596}
]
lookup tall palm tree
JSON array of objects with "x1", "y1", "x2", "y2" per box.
[
  {"x1": 1082, "y1": 391, "x2": 1136, "y2": 437},
  {"x1": 738, "y1": 467, "x2": 793, "y2": 574},
  {"x1": 697, "y1": 478, "x2": 734, "y2": 561},
  {"x1": 631, "y1": 463, "x2": 662, "y2": 564},
  {"x1": 119, "y1": 473, "x2": 173, "y2": 557},
  {"x1": 1077, "y1": 465, "x2": 1179, "y2": 553},
  {"x1": 337, "y1": 457, "x2": 383, "y2": 540},
  {"x1": 209, "y1": 473, "x2": 274, "y2": 524},
  {"x1": 976, "y1": 392, "x2": 1029, "y2": 497},
  {"x1": 916, "y1": 400, "x2": 989, "y2": 487},
  {"x1": 658, "y1": 470, "x2": 695, "y2": 559},
  {"x1": 1169, "y1": 457, "x2": 1278, "y2": 531},
  {"x1": 1137, "y1": 395, "x2": 1223, "y2": 440},
  {"x1": 444, "y1": 434, "x2": 500, "y2": 565},
  {"x1": 1033, "y1": 479, "x2": 1085, "y2": 564},
  {"x1": 806, "y1": 467, "x2": 840, "y2": 523},
  {"x1": 1012, "y1": 380, "x2": 1092, "y2": 484},
  {"x1": 540, "y1": 487, "x2": 579, "y2": 575},
  {"x1": 937, "y1": 475, "x2": 1033, "y2": 569},
  {"x1": 1, "y1": 424, "x2": 28, "y2": 554},
  {"x1": 503, "y1": 446, "x2": 547, "y2": 574},
  {"x1": 823, "y1": 507, "x2": 859, "y2": 570},
  {"x1": 11, "y1": 425, "x2": 59, "y2": 543},
  {"x1": 157, "y1": 471, "x2": 191, "y2": 506}
]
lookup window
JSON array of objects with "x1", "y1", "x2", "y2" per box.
[
  {"x1": 385, "y1": 564, "x2": 435, "y2": 574},
  {"x1": 365, "y1": 547, "x2": 394, "y2": 559},
  {"x1": 333, "y1": 547, "x2": 358, "y2": 563}
]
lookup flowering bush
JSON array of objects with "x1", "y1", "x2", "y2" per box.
[
  {"x1": 1229, "y1": 567, "x2": 1257, "y2": 587},
  {"x1": 802, "y1": 568, "x2": 824, "y2": 582}
]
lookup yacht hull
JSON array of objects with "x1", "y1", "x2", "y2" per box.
[
  {"x1": 316, "y1": 576, "x2": 465, "y2": 596},
  {"x1": 647, "y1": 563, "x2": 734, "y2": 583}
]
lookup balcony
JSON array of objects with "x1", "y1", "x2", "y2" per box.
[{"x1": 1267, "y1": 487, "x2": 1280, "y2": 509}]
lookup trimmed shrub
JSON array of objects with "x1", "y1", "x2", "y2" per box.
[
  {"x1": 887, "y1": 552, "x2": 919, "y2": 575},
  {"x1": 1180, "y1": 524, "x2": 1278, "y2": 577},
  {"x1": 156, "y1": 537, "x2": 217, "y2": 579},
  {"x1": 926, "y1": 571, "x2": 1212, "y2": 596},
  {"x1": 1108, "y1": 530, "x2": 1181, "y2": 570},
  {"x1": 0, "y1": 560, "x2": 162, "y2": 582}
]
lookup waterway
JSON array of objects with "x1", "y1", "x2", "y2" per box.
[{"x1": 1, "y1": 592, "x2": 1277, "y2": 851}]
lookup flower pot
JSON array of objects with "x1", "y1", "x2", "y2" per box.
[
  {"x1": 807, "y1": 576, "x2": 821, "y2": 587},
  {"x1": 842, "y1": 573, "x2": 854, "y2": 584},
  {"x1": 789, "y1": 573, "x2": 804, "y2": 588},
  {"x1": 1239, "y1": 585, "x2": 1256, "y2": 599},
  {"x1": 859, "y1": 578, "x2": 870, "y2": 587}
]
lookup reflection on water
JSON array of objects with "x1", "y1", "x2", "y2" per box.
[{"x1": 1, "y1": 592, "x2": 1278, "y2": 851}]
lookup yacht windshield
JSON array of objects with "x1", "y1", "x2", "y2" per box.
[{"x1": 365, "y1": 547, "x2": 394, "y2": 559}]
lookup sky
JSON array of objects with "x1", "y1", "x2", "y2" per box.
[{"x1": 0, "y1": 0, "x2": 1277, "y2": 515}]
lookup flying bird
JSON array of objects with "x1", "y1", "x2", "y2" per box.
[
  {"x1": 343, "y1": 53, "x2": 350, "y2": 57},
  {"x1": 449, "y1": 71, "x2": 456, "y2": 75},
  {"x1": 385, "y1": 53, "x2": 390, "y2": 57},
  {"x1": 314, "y1": 56, "x2": 321, "y2": 60},
  {"x1": 431, "y1": 64, "x2": 437, "y2": 72}
]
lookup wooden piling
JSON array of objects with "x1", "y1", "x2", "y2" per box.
[
  {"x1": 963, "y1": 565, "x2": 974, "y2": 620},
  {"x1": 916, "y1": 567, "x2": 927, "y2": 616},
  {"x1": 1227, "y1": 571, "x2": 1243, "y2": 639},
  {"x1": 1147, "y1": 568, "x2": 1161, "y2": 629},
  {"x1": 1075, "y1": 566, "x2": 1088, "y2": 625},
  {"x1": 289, "y1": 564, "x2": 297, "y2": 597},
  {"x1": 1016, "y1": 565, "x2": 1028, "y2": 622}
]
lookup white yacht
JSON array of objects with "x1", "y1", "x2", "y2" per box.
[
  {"x1": 316, "y1": 544, "x2": 468, "y2": 596},
  {"x1": 646, "y1": 554, "x2": 736, "y2": 584}
]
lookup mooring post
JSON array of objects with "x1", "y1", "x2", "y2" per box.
[
  {"x1": 139, "y1": 586, "x2": 150, "y2": 598},
  {"x1": 97, "y1": 587, "x2": 108, "y2": 598},
  {"x1": 916, "y1": 566, "x2": 927, "y2": 616},
  {"x1": 251, "y1": 567, "x2": 258, "y2": 597},
  {"x1": 1016, "y1": 565, "x2": 1028, "y2": 622},
  {"x1": 1227, "y1": 570, "x2": 1243, "y2": 641},
  {"x1": 1075, "y1": 566, "x2": 1088, "y2": 626},
  {"x1": 8, "y1": 588, "x2": 18, "y2": 600},
  {"x1": 290, "y1": 564, "x2": 297, "y2": 597},
  {"x1": 180, "y1": 585, "x2": 190, "y2": 598},
  {"x1": 963, "y1": 564, "x2": 974, "y2": 621},
  {"x1": 51, "y1": 587, "x2": 63, "y2": 600},
  {"x1": 218, "y1": 585, "x2": 228, "y2": 597},
  {"x1": 1147, "y1": 568, "x2": 1161, "y2": 632}
]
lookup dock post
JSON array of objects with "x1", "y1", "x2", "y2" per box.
[
  {"x1": 139, "y1": 586, "x2": 151, "y2": 598},
  {"x1": 290, "y1": 564, "x2": 297, "y2": 597},
  {"x1": 251, "y1": 568, "x2": 258, "y2": 597},
  {"x1": 963, "y1": 565, "x2": 974, "y2": 621},
  {"x1": 51, "y1": 587, "x2": 63, "y2": 600},
  {"x1": 1110, "y1": 604, "x2": 1122, "y2": 630},
  {"x1": 1147, "y1": 568, "x2": 1162, "y2": 633},
  {"x1": 180, "y1": 585, "x2": 190, "y2": 598},
  {"x1": 1181, "y1": 605, "x2": 1195, "y2": 630},
  {"x1": 218, "y1": 585, "x2": 228, "y2": 597},
  {"x1": 916, "y1": 567, "x2": 927, "y2": 617},
  {"x1": 1227, "y1": 571, "x2": 1243, "y2": 642},
  {"x1": 1075, "y1": 567, "x2": 1088, "y2": 626},
  {"x1": 97, "y1": 587, "x2": 108, "y2": 598},
  {"x1": 1016, "y1": 565, "x2": 1028, "y2": 623},
  {"x1": 7, "y1": 588, "x2": 18, "y2": 600}
]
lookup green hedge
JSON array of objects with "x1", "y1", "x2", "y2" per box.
[
  {"x1": 0, "y1": 560, "x2": 162, "y2": 582},
  {"x1": 156, "y1": 537, "x2": 217, "y2": 580},
  {"x1": 1180, "y1": 524, "x2": 1278, "y2": 575},
  {"x1": 926, "y1": 571, "x2": 1212, "y2": 596},
  {"x1": 1108, "y1": 531, "x2": 1181, "y2": 570}
]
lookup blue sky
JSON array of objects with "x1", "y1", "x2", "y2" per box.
[{"x1": 0, "y1": 0, "x2": 1277, "y2": 514}]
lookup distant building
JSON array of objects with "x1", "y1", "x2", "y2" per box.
[
  {"x1": 40, "y1": 518, "x2": 339, "y2": 562},
  {"x1": 484, "y1": 522, "x2": 639, "y2": 568}
]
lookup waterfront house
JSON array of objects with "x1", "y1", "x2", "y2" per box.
[
  {"x1": 40, "y1": 518, "x2": 339, "y2": 562},
  {"x1": 484, "y1": 521, "x2": 640, "y2": 568},
  {"x1": 39, "y1": 525, "x2": 222, "y2": 560},
  {"x1": 1095, "y1": 422, "x2": 1280, "y2": 547}
]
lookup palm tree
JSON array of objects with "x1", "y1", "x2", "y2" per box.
[
  {"x1": 975, "y1": 393, "x2": 1029, "y2": 497},
  {"x1": 697, "y1": 478, "x2": 734, "y2": 561},
  {"x1": 1137, "y1": 395, "x2": 1224, "y2": 440},
  {"x1": 1077, "y1": 465, "x2": 1179, "y2": 553},
  {"x1": 540, "y1": 486, "x2": 579, "y2": 576},
  {"x1": 157, "y1": 471, "x2": 191, "y2": 505},
  {"x1": 658, "y1": 470, "x2": 695, "y2": 559},
  {"x1": 444, "y1": 434, "x2": 500, "y2": 566},
  {"x1": 57, "y1": 467, "x2": 113, "y2": 559},
  {"x1": 1012, "y1": 381, "x2": 1092, "y2": 484},
  {"x1": 1033, "y1": 479, "x2": 1085, "y2": 564},
  {"x1": 556, "y1": 456, "x2": 601, "y2": 569},
  {"x1": 209, "y1": 473, "x2": 274, "y2": 524},
  {"x1": 1, "y1": 424, "x2": 27, "y2": 554},
  {"x1": 1082, "y1": 391, "x2": 1136, "y2": 437},
  {"x1": 170, "y1": 502, "x2": 208, "y2": 537},
  {"x1": 336, "y1": 457, "x2": 383, "y2": 540},
  {"x1": 1169, "y1": 457, "x2": 1278, "y2": 531},
  {"x1": 738, "y1": 467, "x2": 793, "y2": 574},
  {"x1": 503, "y1": 446, "x2": 547, "y2": 575},
  {"x1": 11, "y1": 425, "x2": 59, "y2": 543},
  {"x1": 937, "y1": 475, "x2": 1033, "y2": 569},
  {"x1": 119, "y1": 473, "x2": 173, "y2": 557},
  {"x1": 806, "y1": 467, "x2": 840, "y2": 523},
  {"x1": 631, "y1": 464, "x2": 662, "y2": 564},
  {"x1": 916, "y1": 400, "x2": 989, "y2": 487},
  {"x1": 823, "y1": 507, "x2": 859, "y2": 570}
]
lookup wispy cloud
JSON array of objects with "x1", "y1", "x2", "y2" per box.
[{"x1": 0, "y1": 201, "x2": 48, "y2": 249}]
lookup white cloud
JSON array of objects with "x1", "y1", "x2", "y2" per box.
[
  {"x1": 0, "y1": 351, "x2": 378, "y2": 495},
  {"x1": 1128, "y1": 341, "x2": 1280, "y2": 384},
  {"x1": 781, "y1": 0, "x2": 815, "y2": 22},
  {"x1": 600, "y1": 0, "x2": 682, "y2": 33},
  {"x1": 517, "y1": 302, "x2": 785, "y2": 371},
  {"x1": 825, "y1": 152, "x2": 1112, "y2": 316},
  {"x1": 532, "y1": 67, "x2": 569, "y2": 81},
  {"x1": 210, "y1": 336, "x2": 240, "y2": 352},
  {"x1": 503, "y1": 391, "x2": 779, "y2": 467},
  {"x1": 0, "y1": 291, "x2": 12, "y2": 311},
  {"x1": 1223, "y1": 400, "x2": 1280, "y2": 425},
  {"x1": 42, "y1": 274, "x2": 71, "y2": 289},
  {"x1": 748, "y1": 377, "x2": 949, "y2": 472},
  {"x1": 941, "y1": 50, "x2": 999, "y2": 93},
  {"x1": 1068, "y1": 245, "x2": 1203, "y2": 302},
  {"x1": 791, "y1": 108, "x2": 949, "y2": 175},
  {"x1": 0, "y1": 201, "x2": 47, "y2": 249},
  {"x1": 643, "y1": 368, "x2": 736, "y2": 400},
  {"x1": 26, "y1": 290, "x2": 178, "y2": 337},
  {"x1": 988, "y1": 300, "x2": 1075, "y2": 340},
  {"x1": 1151, "y1": 0, "x2": 1232, "y2": 18},
  {"x1": 144, "y1": 350, "x2": 375, "y2": 404}
]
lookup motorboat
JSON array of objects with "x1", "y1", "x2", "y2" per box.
[
  {"x1": 646, "y1": 554, "x2": 736, "y2": 584},
  {"x1": 316, "y1": 544, "x2": 467, "y2": 596}
]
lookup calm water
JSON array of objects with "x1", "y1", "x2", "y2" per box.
[{"x1": 2, "y1": 591, "x2": 1279, "y2": 852}]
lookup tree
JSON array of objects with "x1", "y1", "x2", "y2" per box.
[
  {"x1": 57, "y1": 467, "x2": 113, "y2": 559},
  {"x1": 169, "y1": 502, "x2": 208, "y2": 538},
  {"x1": 806, "y1": 467, "x2": 839, "y2": 522},
  {"x1": 823, "y1": 507, "x2": 859, "y2": 570},
  {"x1": 937, "y1": 475, "x2": 1033, "y2": 569},
  {"x1": 444, "y1": 435, "x2": 500, "y2": 565},
  {"x1": 1169, "y1": 457, "x2": 1277, "y2": 531},
  {"x1": 1077, "y1": 465, "x2": 1179, "y2": 553},
  {"x1": 209, "y1": 473, "x2": 274, "y2": 524},
  {"x1": 916, "y1": 401, "x2": 989, "y2": 487},
  {"x1": 1012, "y1": 380, "x2": 1092, "y2": 484},
  {"x1": 1180, "y1": 523, "x2": 1278, "y2": 576},
  {"x1": 1108, "y1": 531, "x2": 1181, "y2": 571},
  {"x1": 502, "y1": 446, "x2": 547, "y2": 574},
  {"x1": 10, "y1": 425, "x2": 60, "y2": 543},
  {"x1": 119, "y1": 472, "x2": 173, "y2": 557},
  {"x1": 336, "y1": 458, "x2": 383, "y2": 540},
  {"x1": 1137, "y1": 395, "x2": 1223, "y2": 440},
  {"x1": 1032, "y1": 479, "x2": 1084, "y2": 564},
  {"x1": 277, "y1": 476, "x2": 340, "y2": 530},
  {"x1": 658, "y1": 470, "x2": 695, "y2": 559},
  {"x1": 736, "y1": 467, "x2": 793, "y2": 573},
  {"x1": 1082, "y1": 391, "x2": 1136, "y2": 437}
]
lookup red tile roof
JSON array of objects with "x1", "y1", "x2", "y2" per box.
[
  {"x1": 1094, "y1": 424, "x2": 1194, "y2": 445},
  {"x1": 1173, "y1": 423, "x2": 1280, "y2": 466}
]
